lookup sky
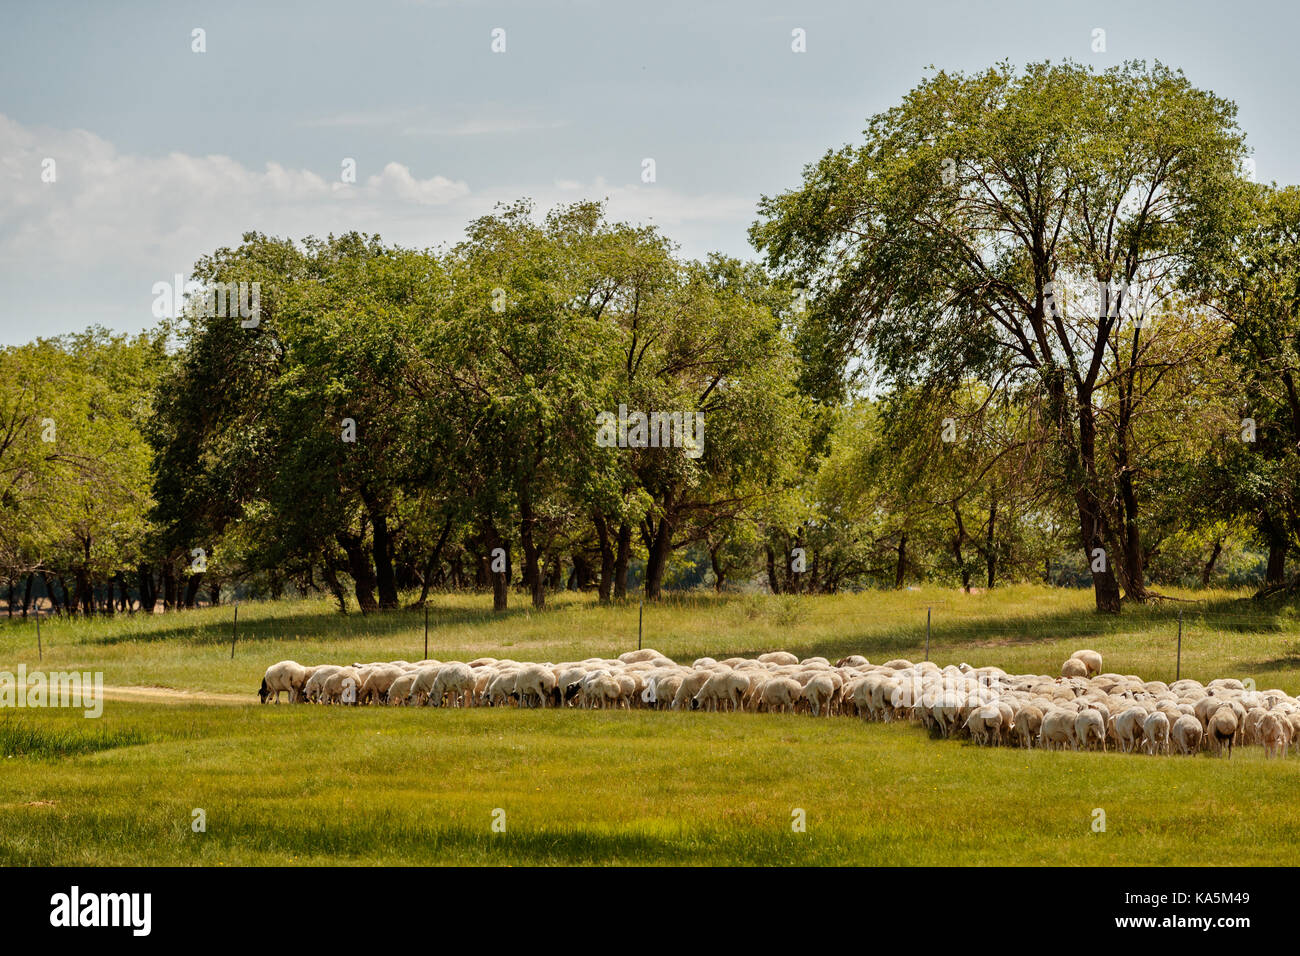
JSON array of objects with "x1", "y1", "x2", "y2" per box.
[{"x1": 1, "y1": 0, "x2": 1297, "y2": 344}]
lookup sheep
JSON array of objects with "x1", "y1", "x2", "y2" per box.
[
  {"x1": 1171, "y1": 714, "x2": 1203, "y2": 755},
  {"x1": 258, "y1": 650, "x2": 1300, "y2": 764},
  {"x1": 302, "y1": 665, "x2": 343, "y2": 703},
  {"x1": 485, "y1": 670, "x2": 521, "y2": 707},
  {"x1": 649, "y1": 672, "x2": 684, "y2": 710},
  {"x1": 1141, "y1": 712, "x2": 1170, "y2": 755},
  {"x1": 760, "y1": 677, "x2": 803, "y2": 714},
  {"x1": 1074, "y1": 709, "x2": 1107, "y2": 752},
  {"x1": 1207, "y1": 705, "x2": 1239, "y2": 756},
  {"x1": 964, "y1": 705, "x2": 1002, "y2": 746},
  {"x1": 514, "y1": 663, "x2": 558, "y2": 709},
  {"x1": 1039, "y1": 710, "x2": 1075, "y2": 751},
  {"x1": 1069, "y1": 649, "x2": 1103, "y2": 677},
  {"x1": 671, "y1": 671, "x2": 712, "y2": 710},
  {"x1": 1060, "y1": 658, "x2": 1089, "y2": 679},
  {"x1": 1013, "y1": 705, "x2": 1042, "y2": 748},
  {"x1": 1114, "y1": 707, "x2": 1146, "y2": 754},
  {"x1": 358, "y1": 664, "x2": 404, "y2": 705},
  {"x1": 693, "y1": 671, "x2": 751, "y2": 712},
  {"x1": 584, "y1": 674, "x2": 623, "y2": 710},
  {"x1": 386, "y1": 672, "x2": 419, "y2": 705},
  {"x1": 311, "y1": 667, "x2": 362, "y2": 705},
  {"x1": 429, "y1": 663, "x2": 476, "y2": 708},
  {"x1": 800, "y1": 673, "x2": 836, "y2": 717},
  {"x1": 259, "y1": 660, "x2": 308, "y2": 704}
]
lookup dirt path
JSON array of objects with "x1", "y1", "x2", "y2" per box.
[{"x1": 99, "y1": 685, "x2": 252, "y2": 706}]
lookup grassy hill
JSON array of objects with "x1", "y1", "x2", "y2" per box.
[{"x1": 2, "y1": 584, "x2": 1299, "y2": 865}]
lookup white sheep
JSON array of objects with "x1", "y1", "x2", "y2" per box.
[
  {"x1": 693, "y1": 671, "x2": 750, "y2": 712},
  {"x1": 1208, "y1": 705, "x2": 1238, "y2": 756},
  {"x1": 514, "y1": 663, "x2": 558, "y2": 708},
  {"x1": 1068, "y1": 649, "x2": 1103, "y2": 676},
  {"x1": 1141, "y1": 711, "x2": 1170, "y2": 755},
  {"x1": 1171, "y1": 713, "x2": 1203, "y2": 755},
  {"x1": 800, "y1": 673, "x2": 836, "y2": 717},
  {"x1": 259, "y1": 660, "x2": 308, "y2": 704}
]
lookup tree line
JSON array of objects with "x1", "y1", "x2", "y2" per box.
[{"x1": 2, "y1": 60, "x2": 1298, "y2": 617}]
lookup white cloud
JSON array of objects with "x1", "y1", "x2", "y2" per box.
[
  {"x1": 301, "y1": 105, "x2": 569, "y2": 138},
  {"x1": 0, "y1": 113, "x2": 755, "y2": 342}
]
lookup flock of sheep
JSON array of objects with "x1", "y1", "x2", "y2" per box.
[{"x1": 257, "y1": 647, "x2": 1299, "y2": 757}]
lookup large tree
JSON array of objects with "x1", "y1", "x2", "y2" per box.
[{"x1": 752, "y1": 59, "x2": 1246, "y2": 612}]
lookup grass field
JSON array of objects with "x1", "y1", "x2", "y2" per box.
[{"x1": 3, "y1": 583, "x2": 1300, "y2": 865}]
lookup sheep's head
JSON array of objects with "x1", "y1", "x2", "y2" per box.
[{"x1": 258, "y1": 679, "x2": 269, "y2": 703}]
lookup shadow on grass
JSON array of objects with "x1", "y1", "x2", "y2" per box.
[
  {"x1": 196, "y1": 819, "x2": 857, "y2": 866},
  {"x1": 0, "y1": 718, "x2": 147, "y2": 758},
  {"x1": 727, "y1": 593, "x2": 1299, "y2": 663},
  {"x1": 8, "y1": 589, "x2": 1298, "y2": 665}
]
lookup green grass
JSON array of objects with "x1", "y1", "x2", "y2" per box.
[
  {"x1": 2, "y1": 583, "x2": 1300, "y2": 865},
  {"x1": 0, "y1": 717, "x2": 146, "y2": 759}
]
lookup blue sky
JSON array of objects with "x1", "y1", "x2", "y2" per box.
[{"x1": 2, "y1": 0, "x2": 1296, "y2": 343}]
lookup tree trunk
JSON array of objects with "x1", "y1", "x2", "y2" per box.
[
  {"x1": 337, "y1": 530, "x2": 378, "y2": 612},
  {"x1": 518, "y1": 491, "x2": 545, "y2": 610},
  {"x1": 41, "y1": 572, "x2": 62, "y2": 615},
  {"x1": 613, "y1": 522, "x2": 632, "y2": 600},
  {"x1": 1201, "y1": 538, "x2": 1223, "y2": 587},
  {"x1": 765, "y1": 544, "x2": 780, "y2": 594},
  {"x1": 75, "y1": 566, "x2": 93, "y2": 616},
  {"x1": 362, "y1": 491, "x2": 399, "y2": 610},
  {"x1": 484, "y1": 523, "x2": 509, "y2": 612},
  {"x1": 1264, "y1": 513, "x2": 1287, "y2": 586},
  {"x1": 1076, "y1": 488, "x2": 1123, "y2": 613},
  {"x1": 569, "y1": 552, "x2": 593, "y2": 591},
  {"x1": 413, "y1": 519, "x2": 453, "y2": 607},
  {"x1": 642, "y1": 515, "x2": 673, "y2": 602},
  {"x1": 1116, "y1": 465, "x2": 1148, "y2": 601},
  {"x1": 707, "y1": 541, "x2": 728, "y2": 595},
  {"x1": 894, "y1": 534, "x2": 907, "y2": 588},
  {"x1": 138, "y1": 564, "x2": 157, "y2": 613},
  {"x1": 162, "y1": 561, "x2": 178, "y2": 611},
  {"x1": 1266, "y1": 540, "x2": 1286, "y2": 586},
  {"x1": 22, "y1": 574, "x2": 33, "y2": 619},
  {"x1": 985, "y1": 500, "x2": 997, "y2": 589},
  {"x1": 182, "y1": 572, "x2": 203, "y2": 609},
  {"x1": 321, "y1": 550, "x2": 348, "y2": 613},
  {"x1": 594, "y1": 514, "x2": 614, "y2": 604},
  {"x1": 1073, "y1": 398, "x2": 1123, "y2": 614},
  {"x1": 952, "y1": 507, "x2": 969, "y2": 592}
]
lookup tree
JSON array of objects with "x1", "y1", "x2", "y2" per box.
[
  {"x1": 752, "y1": 59, "x2": 1246, "y2": 612},
  {"x1": 1193, "y1": 185, "x2": 1300, "y2": 592}
]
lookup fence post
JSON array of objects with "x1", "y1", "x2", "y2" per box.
[
  {"x1": 1176, "y1": 609, "x2": 1182, "y2": 681},
  {"x1": 36, "y1": 613, "x2": 42, "y2": 661},
  {"x1": 424, "y1": 604, "x2": 429, "y2": 660},
  {"x1": 638, "y1": 600, "x2": 644, "y2": 651},
  {"x1": 230, "y1": 601, "x2": 238, "y2": 660},
  {"x1": 924, "y1": 606, "x2": 931, "y2": 661}
]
